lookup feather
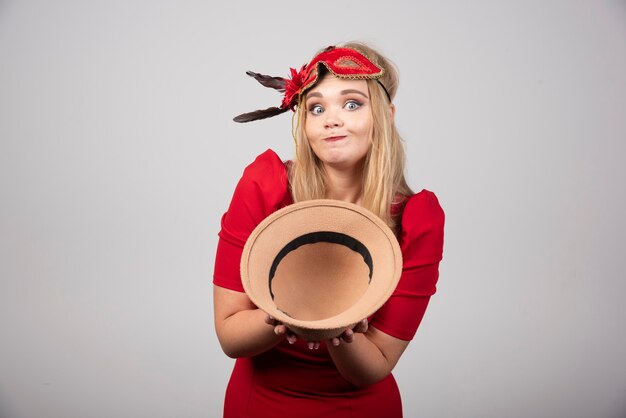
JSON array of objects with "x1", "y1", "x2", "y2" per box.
[
  {"x1": 246, "y1": 71, "x2": 286, "y2": 91},
  {"x1": 233, "y1": 106, "x2": 289, "y2": 123}
]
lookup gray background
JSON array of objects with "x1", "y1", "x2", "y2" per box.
[{"x1": 1, "y1": 1, "x2": 625, "y2": 417}]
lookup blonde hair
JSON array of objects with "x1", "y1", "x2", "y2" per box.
[{"x1": 289, "y1": 41, "x2": 412, "y2": 231}]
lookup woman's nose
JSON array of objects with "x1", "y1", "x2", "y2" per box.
[{"x1": 324, "y1": 109, "x2": 343, "y2": 128}]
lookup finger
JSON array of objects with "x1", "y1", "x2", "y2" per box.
[
  {"x1": 355, "y1": 319, "x2": 368, "y2": 333},
  {"x1": 331, "y1": 337, "x2": 341, "y2": 347},
  {"x1": 274, "y1": 324, "x2": 287, "y2": 336},
  {"x1": 286, "y1": 333, "x2": 297, "y2": 345},
  {"x1": 342, "y1": 328, "x2": 355, "y2": 343},
  {"x1": 265, "y1": 315, "x2": 276, "y2": 325}
]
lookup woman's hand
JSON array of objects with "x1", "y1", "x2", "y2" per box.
[
  {"x1": 264, "y1": 315, "x2": 320, "y2": 349},
  {"x1": 265, "y1": 315, "x2": 298, "y2": 345},
  {"x1": 329, "y1": 319, "x2": 369, "y2": 347},
  {"x1": 301, "y1": 319, "x2": 370, "y2": 349},
  {"x1": 265, "y1": 316, "x2": 369, "y2": 350}
]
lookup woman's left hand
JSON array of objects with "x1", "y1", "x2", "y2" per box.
[
  {"x1": 329, "y1": 319, "x2": 369, "y2": 347},
  {"x1": 281, "y1": 319, "x2": 369, "y2": 350}
]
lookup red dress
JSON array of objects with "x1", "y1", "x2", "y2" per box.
[{"x1": 214, "y1": 150, "x2": 445, "y2": 418}]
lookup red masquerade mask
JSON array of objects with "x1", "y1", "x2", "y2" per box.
[{"x1": 234, "y1": 46, "x2": 390, "y2": 123}]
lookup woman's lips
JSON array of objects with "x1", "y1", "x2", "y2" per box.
[{"x1": 324, "y1": 135, "x2": 347, "y2": 142}]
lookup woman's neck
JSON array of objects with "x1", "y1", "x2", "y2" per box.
[{"x1": 323, "y1": 162, "x2": 365, "y2": 205}]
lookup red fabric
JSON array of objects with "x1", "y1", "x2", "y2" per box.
[{"x1": 213, "y1": 149, "x2": 444, "y2": 417}]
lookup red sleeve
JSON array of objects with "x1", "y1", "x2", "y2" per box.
[
  {"x1": 213, "y1": 149, "x2": 290, "y2": 292},
  {"x1": 370, "y1": 190, "x2": 445, "y2": 340}
]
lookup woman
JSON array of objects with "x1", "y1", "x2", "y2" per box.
[{"x1": 213, "y1": 42, "x2": 444, "y2": 417}]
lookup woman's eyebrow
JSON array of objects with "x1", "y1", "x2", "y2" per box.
[
  {"x1": 340, "y1": 89, "x2": 369, "y2": 98},
  {"x1": 306, "y1": 89, "x2": 369, "y2": 100}
]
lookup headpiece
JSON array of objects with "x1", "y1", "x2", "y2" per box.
[{"x1": 234, "y1": 46, "x2": 391, "y2": 123}]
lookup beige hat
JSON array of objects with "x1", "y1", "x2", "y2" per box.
[{"x1": 241, "y1": 199, "x2": 402, "y2": 341}]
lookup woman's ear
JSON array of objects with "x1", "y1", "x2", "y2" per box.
[{"x1": 389, "y1": 103, "x2": 396, "y2": 121}]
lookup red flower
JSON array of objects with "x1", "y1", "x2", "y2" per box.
[{"x1": 281, "y1": 64, "x2": 309, "y2": 110}]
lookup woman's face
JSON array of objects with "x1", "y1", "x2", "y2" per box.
[{"x1": 304, "y1": 75, "x2": 373, "y2": 170}]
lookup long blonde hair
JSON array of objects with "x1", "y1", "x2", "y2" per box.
[{"x1": 289, "y1": 42, "x2": 412, "y2": 231}]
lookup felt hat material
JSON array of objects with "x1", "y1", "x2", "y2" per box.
[{"x1": 241, "y1": 199, "x2": 402, "y2": 341}]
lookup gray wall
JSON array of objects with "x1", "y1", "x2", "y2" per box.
[{"x1": 1, "y1": 1, "x2": 625, "y2": 417}]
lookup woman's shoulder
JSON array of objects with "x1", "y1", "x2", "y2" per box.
[
  {"x1": 238, "y1": 149, "x2": 289, "y2": 190},
  {"x1": 232, "y1": 149, "x2": 291, "y2": 214},
  {"x1": 398, "y1": 189, "x2": 445, "y2": 263},
  {"x1": 241, "y1": 148, "x2": 288, "y2": 180},
  {"x1": 219, "y1": 149, "x2": 291, "y2": 245},
  {"x1": 401, "y1": 189, "x2": 444, "y2": 223}
]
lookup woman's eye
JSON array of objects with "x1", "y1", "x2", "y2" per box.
[
  {"x1": 310, "y1": 105, "x2": 324, "y2": 115},
  {"x1": 345, "y1": 101, "x2": 362, "y2": 110}
]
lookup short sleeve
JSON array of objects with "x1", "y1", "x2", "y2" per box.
[
  {"x1": 213, "y1": 149, "x2": 291, "y2": 292},
  {"x1": 370, "y1": 190, "x2": 445, "y2": 340}
]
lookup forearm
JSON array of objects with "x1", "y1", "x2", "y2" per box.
[
  {"x1": 216, "y1": 308, "x2": 283, "y2": 358},
  {"x1": 326, "y1": 332, "x2": 398, "y2": 387}
]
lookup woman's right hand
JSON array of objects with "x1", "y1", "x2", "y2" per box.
[{"x1": 265, "y1": 315, "x2": 298, "y2": 345}]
